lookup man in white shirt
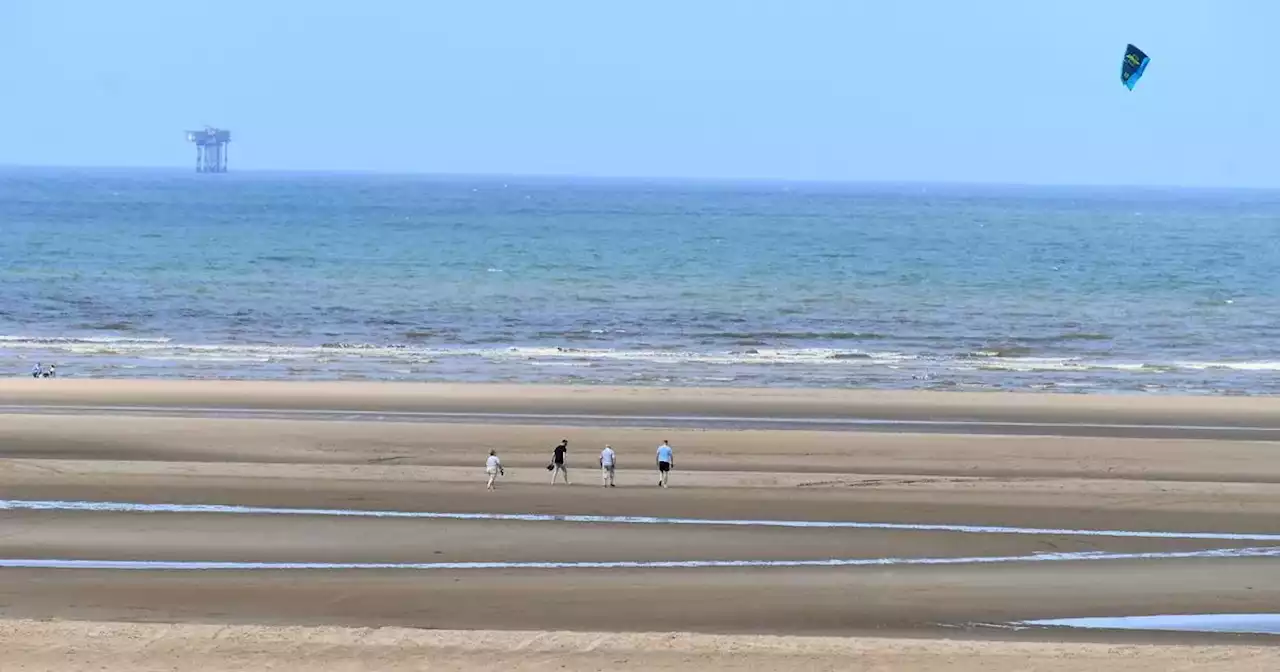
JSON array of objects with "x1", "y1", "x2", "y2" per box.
[
  {"x1": 485, "y1": 450, "x2": 504, "y2": 490},
  {"x1": 599, "y1": 445, "x2": 617, "y2": 487},
  {"x1": 656, "y1": 440, "x2": 674, "y2": 488}
]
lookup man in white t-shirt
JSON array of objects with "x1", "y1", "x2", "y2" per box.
[
  {"x1": 485, "y1": 450, "x2": 504, "y2": 490},
  {"x1": 599, "y1": 445, "x2": 617, "y2": 487}
]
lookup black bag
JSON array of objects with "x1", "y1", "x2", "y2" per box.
[{"x1": 546, "y1": 464, "x2": 554, "y2": 471}]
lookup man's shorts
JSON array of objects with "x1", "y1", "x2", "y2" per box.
[{"x1": 658, "y1": 461, "x2": 671, "y2": 472}]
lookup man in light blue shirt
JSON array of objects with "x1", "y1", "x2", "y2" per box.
[{"x1": 655, "y1": 440, "x2": 674, "y2": 488}]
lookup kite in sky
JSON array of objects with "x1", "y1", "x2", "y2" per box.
[{"x1": 1121, "y1": 44, "x2": 1150, "y2": 90}]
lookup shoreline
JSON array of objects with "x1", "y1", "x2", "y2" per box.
[{"x1": 8, "y1": 331, "x2": 1280, "y2": 397}]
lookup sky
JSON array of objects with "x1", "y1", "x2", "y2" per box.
[{"x1": 1, "y1": 1, "x2": 1277, "y2": 187}]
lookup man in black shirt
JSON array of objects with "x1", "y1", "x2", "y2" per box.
[{"x1": 550, "y1": 439, "x2": 571, "y2": 485}]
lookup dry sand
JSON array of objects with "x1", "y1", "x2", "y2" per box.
[
  {"x1": 0, "y1": 380, "x2": 1278, "y2": 670},
  {"x1": 2, "y1": 620, "x2": 1277, "y2": 672}
]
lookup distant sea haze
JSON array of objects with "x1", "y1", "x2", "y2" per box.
[{"x1": 3, "y1": 169, "x2": 1280, "y2": 395}]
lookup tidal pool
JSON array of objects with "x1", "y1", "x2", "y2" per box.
[{"x1": 1020, "y1": 614, "x2": 1280, "y2": 635}]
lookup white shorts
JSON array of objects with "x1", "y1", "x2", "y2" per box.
[{"x1": 485, "y1": 466, "x2": 498, "y2": 475}]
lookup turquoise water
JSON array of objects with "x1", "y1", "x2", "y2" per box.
[{"x1": 4, "y1": 168, "x2": 1280, "y2": 393}]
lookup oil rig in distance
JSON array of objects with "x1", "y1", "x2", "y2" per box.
[{"x1": 186, "y1": 127, "x2": 231, "y2": 173}]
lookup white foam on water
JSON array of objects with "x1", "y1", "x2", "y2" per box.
[
  {"x1": 1176, "y1": 361, "x2": 1280, "y2": 372},
  {"x1": 2, "y1": 546, "x2": 1279, "y2": 572},
  {"x1": 959, "y1": 356, "x2": 1280, "y2": 374},
  {"x1": 0, "y1": 338, "x2": 906, "y2": 366},
  {"x1": 0, "y1": 335, "x2": 173, "y2": 345},
  {"x1": 12, "y1": 335, "x2": 1280, "y2": 390},
  {"x1": 1019, "y1": 614, "x2": 1280, "y2": 635},
  {"x1": 4, "y1": 499, "x2": 1280, "y2": 541}
]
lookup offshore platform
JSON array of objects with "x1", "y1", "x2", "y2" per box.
[{"x1": 186, "y1": 127, "x2": 231, "y2": 173}]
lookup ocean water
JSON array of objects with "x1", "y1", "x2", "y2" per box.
[{"x1": 3, "y1": 168, "x2": 1280, "y2": 394}]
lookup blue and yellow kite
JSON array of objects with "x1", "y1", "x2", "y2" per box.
[{"x1": 1121, "y1": 44, "x2": 1149, "y2": 90}]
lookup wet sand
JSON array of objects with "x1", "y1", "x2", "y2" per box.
[
  {"x1": 0, "y1": 380, "x2": 1278, "y2": 670},
  {"x1": 6, "y1": 379, "x2": 1280, "y2": 430}
]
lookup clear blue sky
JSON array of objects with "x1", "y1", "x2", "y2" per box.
[{"x1": 1, "y1": 1, "x2": 1276, "y2": 186}]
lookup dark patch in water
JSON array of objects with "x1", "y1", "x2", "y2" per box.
[
  {"x1": 635, "y1": 343, "x2": 688, "y2": 352},
  {"x1": 1017, "y1": 332, "x2": 1112, "y2": 343},
  {"x1": 75, "y1": 321, "x2": 135, "y2": 332},
  {"x1": 534, "y1": 330, "x2": 611, "y2": 341},
  {"x1": 459, "y1": 335, "x2": 517, "y2": 344},
  {"x1": 704, "y1": 331, "x2": 888, "y2": 341}
]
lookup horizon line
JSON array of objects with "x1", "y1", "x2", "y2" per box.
[{"x1": 1, "y1": 163, "x2": 1277, "y2": 193}]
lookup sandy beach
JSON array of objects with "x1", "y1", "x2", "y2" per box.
[{"x1": 0, "y1": 380, "x2": 1278, "y2": 670}]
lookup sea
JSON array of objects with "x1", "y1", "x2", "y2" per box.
[{"x1": 3, "y1": 168, "x2": 1280, "y2": 395}]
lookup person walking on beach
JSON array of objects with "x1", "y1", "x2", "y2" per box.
[
  {"x1": 549, "y1": 439, "x2": 570, "y2": 485},
  {"x1": 600, "y1": 444, "x2": 617, "y2": 487},
  {"x1": 485, "y1": 450, "x2": 504, "y2": 490},
  {"x1": 656, "y1": 440, "x2": 674, "y2": 488}
]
